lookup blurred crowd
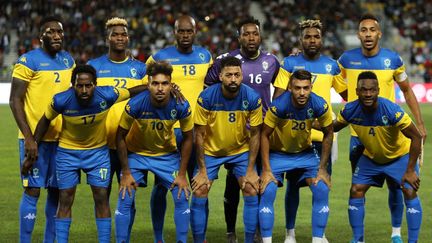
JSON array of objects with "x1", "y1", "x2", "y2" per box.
[{"x1": 0, "y1": 0, "x2": 431, "y2": 82}]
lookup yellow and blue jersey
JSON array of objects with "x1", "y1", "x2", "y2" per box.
[
  {"x1": 337, "y1": 97, "x2": 412, "y2": 164},
  {"x1": 119, "y1": 90, "x2": 193, "y2": 156},
  {"x1": 274, "y1": 54, "x2": 345, "y2": 141},
  {"x1": 12, "y1": 48, "x2": 75, "y2": 141},
  {"x1": 337, "y1": 47, "x2": 406, "y2": 102},
  {"x1": 88, "y1": 55, "x2": 147, "y2": 149},
  {"x1": 194, "y1": 83, "x2": 263, "y2": 157},
  {"x1": 44, "y1": 86, "x2": 130, "y2": 150},
  {"x1": 265, "y1": 92, "x2": 333, "y2": 153},
  {"x1": 146, "y1": 45, "x2": 213, "y2": 127}
]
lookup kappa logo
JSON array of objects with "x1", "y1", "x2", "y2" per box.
[
  {"x1": 182, "y1": 209, "x2": 191, "y2": 214},
  {"x1": 115, "y1": 210, "x2": 124, "y2": 216},
  {"x1": 23, "y1": 213, "x2": 36, "y2": 220},
  {"x1": 319, "y1": 206, "x2": 330, "y2": 213},
  {"x1": 20, "y1": 56, "x2": 27, "y2": 63},
  {"x1": 259, "y1": 207, "x2": 273, "y2": 214},
  {"x1": 348, "y1": 205, "x2": 359, "y2": 211},
  {"x1": 407, "y1": 208, "x2": 421, "y2": 214}
]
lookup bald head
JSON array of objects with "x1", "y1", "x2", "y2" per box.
[{"x1": 174, "y1": 15, "x2": 196, "y2": 53}]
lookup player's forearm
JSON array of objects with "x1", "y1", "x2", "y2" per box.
[
  {"x1": 247, "y1": 126, "x2": 261, "y2": 171},
  {"x1": 195, "y1": 127, "x2": 206, "y2": 172},
  {"x1": 404, "y1": 90, "x2": 425, "y2": 131},
  {"x1": 128, "y1": 84, "x2": 148, "y2": 97},
  {"x1": 179, "y1": 131, "x2": 193, "y2": 176},
  {"x1": 33, "y1": 115, "x2": 51, "y2": 143},
  {"x1": 260, "y1": 134, "x2": 271, "y2": 172},
  {"x1": 320, "y1": 126, "x2": 334, "y2": 169},
  {"x1": 407, "y1": 135, "x2": 422, "y2": 171},
  {"x1": 10, "y1": 97, "x2": 33, "y2": 139},
  {"x1": 116, "y1": 128, "x2": 131, "y2": 173}
]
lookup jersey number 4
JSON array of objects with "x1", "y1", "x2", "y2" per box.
[{"x1": 369, "y1": 127, "x2": 376, "y2": 136}]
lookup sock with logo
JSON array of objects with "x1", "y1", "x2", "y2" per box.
[
  {"x1": 96, "y1": 218, "x2": 111, "y2": 243},
  {"x1": 310, "y1": 181, "x2": 329, "y2": 237},
  {"x1": 150, "y1": 183, "x2": 167, "y2": 243},
  {"x1": 285, "y1": 180, "x2": 300, "y2": 230},
  {"x1": 388, "y1": 187, "x2": 404, "y2": 228},
  {"x1": 115, "y1": 189, "x2": 135, "y2": 243},
  {"x1": 55, "y1": 218, "x2": 71, "y2": 243},
  {"x1": 348, "y1": 197, "x2": 365, "y2": 242},
  {"x1": 44, "y1": 189, "x2": 58, "y2": 243},
  {"x1": 243, "y1": 195, "x2": 259, "y2": 243},
  {"x1": 20, "y1": 192, "x2": 38, "y2": 243},
  {"x1": 171, "y1": 187, "x2": 190, "y2": 243},
  {"x1": 405, "y1": 197, "x2": 422, "y2": 243},
  {"x1": 191, "y1": 196, "x2": 207, "y2": 243},
  {"x1": 259, "y1": 182, "x2": 277, "y2": 238},
  {"x1": 126, "y1": 201, "x2": 136, "y2": 243}
]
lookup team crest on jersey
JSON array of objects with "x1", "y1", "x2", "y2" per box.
[
  {"x1": 307, "y1": 108, "x2": 314, "y2": 119},
  {"x1": 325, "y1": 64, "x2": 332, "y2": 73},
  {"x1": 63, "y1": 58, "x2": 70, "y2": 68},
  {"x1": 32, "y1": 168, "x2": 39, "y2": 178},
  {"x1": 262, "y1": 61, "x2": 268, "y2": 71},
  {"x1": 382, "y1": 115, "x2": 389, "y2": 125},
  {"x1": 199, "y1": 53, "x2": 205, "y2": 62},
  {"x1": 100, "y1": 100, "x2": 107, "y2": 110},
  {"x1": 384, "y1": 59, "x2": 391, "y2": 68},
  {"x1": 170, "y1": 109, "x2": 177, "y2": 119},
  {"x1": 130, "y1": 68, "x2": 137, "y2": 78},
  {"x1": 242, "y1": 100, "x2": 249, "y2": 109}
]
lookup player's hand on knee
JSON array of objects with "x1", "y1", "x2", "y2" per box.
[
  {"x1": 119, "y1": 172, "x2": 137, "y2": 199},
  {"x1": 402, "y1": 169, "x2": 420, "y2": 191},
  {"x1": 259, "y1": 170, "x2": 277, "y2": 194},
  {"x1": 241, "y1": 170, "x2": 260, "y2": 193},
  {"x1": 171, "y1": 174, "x2": 190, "y2": 199},
  {"x1": 24, "y1": 137, "x2": 38, "y2": 162},
  {"x1": 191, "y1": 171, "x2": 210, "y2": 193},
  {"x1": 314, "y1": 168, "x2": 331, "y2": 188},
  {"x1": 21, "y1": 157, "x2": 34, "y2": 175}
]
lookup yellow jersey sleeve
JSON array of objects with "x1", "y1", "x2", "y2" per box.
[{"x1": 273, "y1": 67, "x2": 290, "y2": 90}]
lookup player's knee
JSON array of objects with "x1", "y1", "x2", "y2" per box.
[
  {"x1": 310, "y1": 181, "x2": 329, "y2": 194},
  {"x1": 25, "y1": 187, "x2": 41, "y2": 198},
  {"x1": 241, "y1": 183, "x2": 257, "y2": 196},
  {"x1": 350, "y1": 184, "x2": 367, "y2": 198},
  {"x1": 402, "y1": 188, "x2": 417, "y2": 200},
  {"x1": 193, "y1": 186, "x2": 209, "y2": 198}
]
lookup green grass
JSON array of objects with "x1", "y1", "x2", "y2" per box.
[{"x1": 0, "y1": 104, "x2": 431, "y2": 242}]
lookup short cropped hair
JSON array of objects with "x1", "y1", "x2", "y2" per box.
[
  {"x1": 39, "y1": 16, "x2": 63, "y2": 31},
  {"x1": 105, "y1": 17, "x2": 128, "y2": 31},
  {"x1": 359, "y1": 13, "x2": 379, "y2": 24},
  {"x1": 289, "y1": 69, "x2": 312, "y2": 87},
  {"x1": 71, "y1": 65, "x2": 97, "y2": 85},
  {"x1": 147, "y1": 61, "x2": 173, "y2": 80},
  {"x1": 237, "y1": 17, "x2": 261, "y2": 35},
  {"x1": 357, "y1": 71, "x2": 378, "y2": 84},
  {"x1": 220, "y1": 56, "x2": 242, "y2": 70},
  {"x1": 299, "y1": 19, "x2": 323, "y2": 35}
]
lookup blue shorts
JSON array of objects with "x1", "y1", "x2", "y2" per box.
[
  {"x1": 350, "y1": 136, "x2": 365, "y2": 165},
  {"x1": 352, "y1": 154, "x2": 418, "y2": 189},
  {"x1": 128, "y1": 152, "x2": 179, "y2": 189},
  {"x1": 270, "y1": 149, "x2": 319, "y2": 186},
  {"x1": 56, "y1": 146, "x2": 110, "y2": 189},
  {"x1": 197, "y1": 151, "x2": 249, "y2": 181},
  {"x1": 19, "y1": 140, "x2": 58, "y2": 188}
]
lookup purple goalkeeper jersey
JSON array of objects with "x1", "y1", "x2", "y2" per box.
[{"x1": 205, "y1": 49, "x2": 280, "y2": 114}]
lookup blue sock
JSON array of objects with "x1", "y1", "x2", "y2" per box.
[
  {"x1": 55, "y1": 218, "x2": 71, "y2": 243},
  {"x1": 348, "y1": 198, "x2": 365, "y2": 242},
  {"x1": 259, "y1": 182, "x2": 277, "y2": 238},
  {"x1": 171, "y1": 187, "x2": 190, "y2": 243},
  {"x1": 150, "y1": 184, "x2": 167, "y2": 243},
  {"x1": 20, "y1": 192, "x2": 38, "y2": 243},
  {"x1": 96, "y1": 218, "x2": 111, "y2": 243},
  {"x1": 115, "y1": 189, "x2": 135, "y2": 243},
  {"x1": 243, "y1": 195, "x2": 259, "y2": 243},
  {"x1": 405, "y1": 197, "x2": 422, "y2": 243},
  {"x1": 388, "y1": 187, "x2": 404, "y2": 227},
  {"x1": 126, "y1": 202, "x2": 136, "y2": 243},
  {"x1": 285, "y1": 180, "x2": 299, "y2": 230},
  {"x1": 191, "y1": 196, "x2": 207, "y2": 243},
  {"x1": 310, "y1": 181, "x2": 330, "y2": 237},
  {"x1": 44, "y1": 189, "x2": 58, "y2": 243}
]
